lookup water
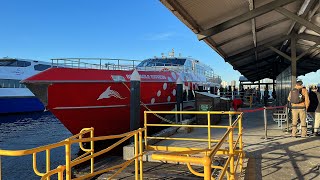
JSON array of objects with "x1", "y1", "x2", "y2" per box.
[{"x1": 0, "y1": 111, "x2": 79, "y2": 180}]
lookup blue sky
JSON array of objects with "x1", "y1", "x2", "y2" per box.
[{"x1": 0, "y1": 0, "x2": 318, "y2": 85}]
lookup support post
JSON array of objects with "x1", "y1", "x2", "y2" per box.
[
  {"x1": 264, "y1": 107, "x2": 268, "y2": 140},
  {"x1": 286, "y1": 106, "x2": 289, "y2": 133},
  {"x1": 130, "y1": 70, "x2": 141, "y2": 132},
  {"x1": 176, "y1": 77, "x2": 183, "y2": 123},
  {"x1": 291, "y1": 34, "x2": 297, "y2": 88}
]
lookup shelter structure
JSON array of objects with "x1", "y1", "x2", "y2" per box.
[{"x1": 160, "y1": 0, "x2": 320, "y2": 105}]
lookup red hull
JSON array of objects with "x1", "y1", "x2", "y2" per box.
[{"x1": 23, "y1": 68, "x2": 187, "y2": 136}]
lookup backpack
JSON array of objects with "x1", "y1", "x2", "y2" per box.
[{"x1": 290, "y1": 88, "x2": 305, "y2": 104}]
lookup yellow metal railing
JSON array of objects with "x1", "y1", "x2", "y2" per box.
[
  {"x1": 0, "y1": 127, "x2": 145, "y2": 180},
  {"x1": 145, "y1": 111, "x2": 244, "y2": 180},
  {"x1": 0, "y1": 110, "x2": 244, "y2": 180}
]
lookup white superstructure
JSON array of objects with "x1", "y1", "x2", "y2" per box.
[{"x1": 0, "y1": 58, "x2": 52, "y2": 98}]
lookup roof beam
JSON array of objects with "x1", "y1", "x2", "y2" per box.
[
  {"x1": 268, "y1": 46, "x2": 292, "y2": 61},
  {"x1": 236, "y1": 54, "x2": 278, "y2": 70},
  {"x1": 275, "y1": 7, "x2": 320, "y2": 35},
  {"x1": 226, "y1": 34, "x2": 291, "y2": 63},
  {"x1": 297, "y1": 41, "x2": 320, "y2": 60},
  {"x1": 298, "y1": 33, "x2": 320, "y2": 42},
  {"x1": 197, "y1": 0, "x2": 299, "y2": 40},
  {"x1": 216, "y1": 18, "x2": 288, "y2": 47}
]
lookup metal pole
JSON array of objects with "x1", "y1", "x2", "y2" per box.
[
  {"x1": 264, "y1": 106, "x2": 268, "y2": 140},
  {"x1": 176, "y1": 78, "x2": 183, "y2": 123},
  {"x1": 130, "y1": 70, "x2": 141, "y2": 133},
  {"x1": 286, "y1": 106, "x2": 289, "y2": 133},
  {"x1": 291, "y1": 33, "x2": 297, "y2": 88},
  {"x1": 0, "y1": 155, "x2": 2, "y2": 180}
]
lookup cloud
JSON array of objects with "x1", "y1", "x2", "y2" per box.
[{"x1": 144, "y1": 32, "x2": 175, "y2": 40}]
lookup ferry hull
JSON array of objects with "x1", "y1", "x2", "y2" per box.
[
  {"x1": 0, "y1": 97, "x2": 44, "y2": 114},
  {"x1": 51, "y1": 104, "x2": 175, "y2": 136},
  {"x1": 23, "y1": 68, "x2": 183, "y2": 136}
]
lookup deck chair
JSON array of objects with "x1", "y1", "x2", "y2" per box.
[{"x1": 272, "y1": 107, "x2": 288, "y2": 129}]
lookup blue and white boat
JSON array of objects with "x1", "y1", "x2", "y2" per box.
[{"x1": 0, "y1": 58, "x2": 52, "y2": 114}]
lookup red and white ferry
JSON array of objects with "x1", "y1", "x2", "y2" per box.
[{"x1": 22, "y1": 53, "x2": 221, "y2": 136}]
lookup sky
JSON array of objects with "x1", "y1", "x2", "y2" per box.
[{"x1": 0, "y1": 0, "x2": 319, "y2": 85}]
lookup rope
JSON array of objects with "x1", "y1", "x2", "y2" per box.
[{"x1": 121, "y1": 82, "x2": 181, "y2": 124}]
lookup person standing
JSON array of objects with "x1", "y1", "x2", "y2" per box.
[
  {"x1": 288, "y1": 80, "x2": 310, "y2": 137},
  {"x1": 311, "y1": 86, "x2": 320, "y2": 136},
  {"x1": 308, "y1": 85, "x2": 318, "y2": 120}
]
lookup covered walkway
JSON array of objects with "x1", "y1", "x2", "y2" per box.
[{"x1": 160, "y1": 0, "x2": 320, "y2": 88}]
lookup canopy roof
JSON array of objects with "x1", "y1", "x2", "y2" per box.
[{"x1": 160, "y1": 0, "x2": 320, "y2": 81}]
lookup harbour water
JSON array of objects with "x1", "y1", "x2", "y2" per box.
[{"x1": 0, "y1": 111, "x2": 79, "y2": 180}]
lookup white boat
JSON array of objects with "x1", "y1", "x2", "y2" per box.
[{"x1": 0, "y1": 58, "x2": 51, "y2": 113}]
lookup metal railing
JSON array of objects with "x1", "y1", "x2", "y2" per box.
[
  {"x1": 51, "y1": 58, "x2": 142, "y2": 70},
  {"x1": 145, "y1": 111, "x2": 244, "y2": 180},
  {"x1": 0, "y1": 127, "x2": 145, "y2": 180},
  {"x1": 0, "y1": 110, "x2": 244, "y2": 180}
]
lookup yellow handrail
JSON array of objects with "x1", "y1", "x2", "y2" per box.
[
  {"x1": 147, "y1": 111, "x2": 244, "y2": 180},
  {"x1": 0, "y1": 110, "x2": 244, "y2": 180}
]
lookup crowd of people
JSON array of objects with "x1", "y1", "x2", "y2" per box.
[{"x1": 288, "y1": 80, "x2": 320, "y2": 137}]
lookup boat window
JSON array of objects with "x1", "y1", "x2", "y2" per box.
[
  {"x1": 0, "y1": 60, "x2": 31, "y2": 67},
  {"x1": 136, "y1": 58, "x2": 186, "y2": 67},
  {"x1": 34, "y1": 64, "x2": 51, "y2": 71},
  {"x1": 0, "y1": 79, "x2": 25, "y2": 88}
]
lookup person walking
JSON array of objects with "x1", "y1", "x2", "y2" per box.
[
  {"x1": 288, "y1": 80, "x2": 310, "y2": 138},
  {"x1": 311, "y1": 86, "x2": 320, "y2": 136}
]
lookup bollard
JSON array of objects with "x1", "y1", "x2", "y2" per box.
[
  {"x1": 209, "y1": 84, "x2": 215, "y2": 94},
  {"x1": 264, "y1": 106, "x2": 268, "y2": 140},
  {"x1": 176, "y1": 77, "x2": 183, "y2": 123},
  {"x1": 130, "y1": 70, "x2": 141, "y2": 132},
  {"x1": 198, "y1": 82, "x2": 204, "y2": 92}
]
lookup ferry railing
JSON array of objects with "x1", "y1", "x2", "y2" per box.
[
  {"x1": 51, "y1": 58, "x2": 142, "y2": 70},
  {"x1": 144, "y1": 111, "x2": 244, "y2": 180},
  {"x1": 0, "y1": 127, "x2": 145, "y2": 180}
]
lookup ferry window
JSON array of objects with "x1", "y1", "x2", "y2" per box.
[
  {"x1": 34, "y1": 64, "x2": 51, "y2": 71},
  {"x1": 16, "y1": 60, "x2": 31, "y2": 67},
  {"x1": 137, "y1": 59, "x2": 186, "y2": 67},
  {"x1": 0, "y1": 79, "x2": 24, "y2": 88},
  {"x1": 0, "y1": 60, "x2": 31, "y2": 67}
]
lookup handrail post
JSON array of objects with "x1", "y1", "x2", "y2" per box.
[
  {"x1": 46, "y1": 149, "x2": 50, "y2": 180},
  {"x1": 264, "y1": 107, "x2": 268, "y2": 140},
  {"x1": 139, "y1": 131, "x2": 143, "y2": 179},
  {"x1": 207, "y1": 111, "x2": 211, "y2": 148},
  {"x1": 0, "y1": 155, "x2": 2, "y2": 180},
  {"x1": 90, "y1": 128, "x2": 94, "y2": 174},
  {"x1": 144, "y1": 112, "x2": 147, "y2": 148},
  {"x1": 65, "y1": 139, "x2": 72, "y2": 180},
  {"x1": 229, "y1": 114, "x2": 232, "y2": 126},
  {"x1": 203, "y1": 156, "x2": 212, "y2": 180},
  {"x1": 229, "y1": 127, "x2": 235, "y2": 180},
  {"x1": 239, "y1": 114, "x2": 243, "y2": 172},
  {"x1": 134, "y1": 133, "x2": 139, "y2": 180}
]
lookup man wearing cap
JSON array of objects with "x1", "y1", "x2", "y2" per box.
[
  {"x1": 288, "y1": 80, "x2": 310, "y2": 137},
  {"x1": 310, "y1": 85, "x2": 320, "y2": 136}
]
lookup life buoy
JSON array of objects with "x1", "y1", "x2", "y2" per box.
[{"x1": 161, "y1": 67, "x2": 170, "y2": 71}]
